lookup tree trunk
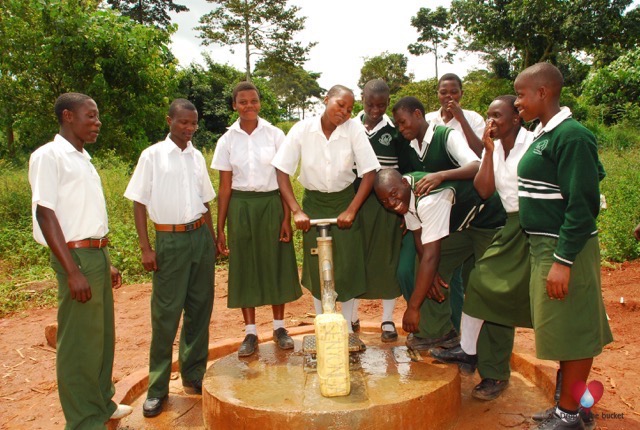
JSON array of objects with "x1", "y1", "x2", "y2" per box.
[
  {"x1": 138, "y1": 0, "x2": 143, "y2": 24},
  {"x1": 244, "y1": 0, "x2": 251, "y2": 81},
  {"x1": 6, "y1": 121, "x2": 15, "y2": 159},
  {"x1": 434, "y1": 43, "x2": 439, "y2": 81}
]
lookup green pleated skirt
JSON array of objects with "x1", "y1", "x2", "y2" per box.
[
  {"x1": 227, "y1": 190, "x2": 302, "y2": 308},
  {"x1": 358, "y1": 192, "x2": 402, "y2": 299},
  {"x1": 464, "y1": 212, "x2": 533, "y2": 328},
  {"x1": 528, "y1": 235, "x2": 613, "y2": 360},
  {"x1": 301, "y1": 187, "x2": 367, "y2": 302}
]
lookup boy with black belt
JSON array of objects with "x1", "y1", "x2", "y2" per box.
[
  {"x1": 125, "y1": 99, "x2": 217, "y2": 418},
  {"x1": 29, "y1": 92, "x2": 131, "y2": 429}
]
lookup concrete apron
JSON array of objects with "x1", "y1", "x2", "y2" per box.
[{"x1": 112, "y1": 323, "x2": 554, "y2": 430}]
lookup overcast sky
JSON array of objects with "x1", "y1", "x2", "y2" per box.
[{"x1": 168, "y1": 0, "x2": 480, "y2": 96}]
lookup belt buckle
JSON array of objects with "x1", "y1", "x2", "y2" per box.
[{"x1": 184, "y1": 222, "x2": 196, "y2": 232}]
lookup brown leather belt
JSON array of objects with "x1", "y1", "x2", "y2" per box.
[
  {"x1": 67, "y1": 237, "x2": 109, "y2": 249},
  {"x1": 154, "y1": 216, "x2": 206, "y2": 233}
]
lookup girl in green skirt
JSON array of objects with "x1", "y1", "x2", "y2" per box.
[{"x1": 212, "y1": 82, "x2": 302, "y2": 357}]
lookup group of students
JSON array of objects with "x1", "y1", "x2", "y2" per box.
[{"x1": 29, "y1": 62, "x2": 611, "y2": 430}]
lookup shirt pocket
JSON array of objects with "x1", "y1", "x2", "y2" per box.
[{"x1": 259, "y1": 146, "x2": 276, "y2": 166}]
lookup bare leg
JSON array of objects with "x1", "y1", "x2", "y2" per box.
[{"x1": 559, "y1": 358, "x2": 593, "y2": 411}]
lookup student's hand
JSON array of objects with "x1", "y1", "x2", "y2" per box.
[
  {"x1": 399, "y1": 218, "x2": 408, "y2": 235},
  {"x1": 141, "y1": 248, "x2": 158, "y2": 272},
  {"x1": 337, "y1": 209, "x2": 356, "y2": 229},
  {"x1": 68, "y1": 271, "x2": 92, "y2": 303},
  {"x1": 446, "y1": 99, "x2": 465, "y2": 122},
  {"x1": 415, "y1": 172, "x2": 445, "y2": 196},
  {"x1": 546, "y1": 262, "x2": 571, "y2": 299},
  {"x1": 634, "y1": 222, "x2": 640, "y2": 241},
  {"x1": 110, "y1": 266, "x2": 122, "y2": 289},
  {"x1": 279, "y1": 220, "x2": 292, "y2": 243},
  {"x1": 426, "y1": 275, "x2": 447, "y2": 302},
  {"x1": 216, "y1": 231, "x2": 229, "y2": 256},
  {"x1": 293, "y1": 209, "x2": 311, "y2": 232},
  {"x1": 402, "y1": 306, "x2": 420, "y2": 333},
  {"x1": 482, "y1": 120, "x2": 496, "y2": 152}
]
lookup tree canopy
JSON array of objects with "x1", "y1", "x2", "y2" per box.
[
  {"x1": 106, "y1": 0, "x2": 188, "y2": 28},
  {"x1": 358, "y1": 52, "x2": 414, "y2": 95},
  {"x1": 408, "y1": 6, "x2": 453, "y2": 80}
]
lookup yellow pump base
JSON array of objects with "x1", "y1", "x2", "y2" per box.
[{"x1": 314, "y1": 313, "x2": 350, "y2": 397}]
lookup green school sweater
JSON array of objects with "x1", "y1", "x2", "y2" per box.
[{"x1": 518, "y1": 118, "x2": 605, "y2": 266}]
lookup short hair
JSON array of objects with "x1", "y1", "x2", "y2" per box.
[
  {"x1": 374, "y1": 168, "x2": 403, "y2": 191},
  {"x1": 232, "y1": 81, "x2": 260, "y2": 102},
  {"x1": 438, "y1": 73, "x2": 463, "y2": 90},
  {"x1": 492, "y1": 94, "x2": 523, "y2": 125},
  {"x1": 392, "y1": 96, "x2": 425, "y2": 116},
  {"x1": 363, "y1": 79, "x2": 390, "y2": 98},
  {"x1": 168, "y1": 98, "x2": 197, "y2": 118},
  {"x1": 326, "y1": 85, "x2": 354, "y2": 99},
  {"x1": 518, "y1": 62, "x2": 564, "y2": 94},
  {"x1": 54, "y1": 93, "x2": 92, "y2": 124}
]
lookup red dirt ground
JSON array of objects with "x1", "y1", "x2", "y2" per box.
[{"x1": 1, "y1": 261, "x2": 639, "y2": 430}]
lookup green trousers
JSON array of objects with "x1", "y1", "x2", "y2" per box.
[
  {"x1": 51, "y1": 248, "x2": 116, "y2": 430},
  {"x1": 476, "y1": 321, "x2": 515, "y2": 380},
  {"x1": 416, "y1": 227, "x2": 497, "y2": 339},
  {"x1": 148, "y1": 226, "x2": 215, "y2": 398}
]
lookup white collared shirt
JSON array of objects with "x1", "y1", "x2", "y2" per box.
[
  {"x1": 211, "y1": 117, "x2": 284, "y2": 191},
  {"x1": 403, "y1": 189, "x2": 455, "y2": 244},
  {"x1": 533, "y1": 107, "x2": 572, "y2": 139},
  {"x1": 426, "y1": 108, "x2": 486, "y2": 139},
  {"x1": 485, "y1": 127, "x2": 535, "y2": 212},
  {"x1": 408, "y1": 122, "x2": 480, "y2": 166},
  {"x1": 355, "y1": 111, "x2": 395, "y2": 135},
  {"x1": 124, "y1": 135, "x2": 216, "y2": 224},
  {"x1": 271, "y1": 116, "x2": 380, "y2": 192},
  {"x1": 29, "y1": 134, "x2": 109, "y2": 246}
]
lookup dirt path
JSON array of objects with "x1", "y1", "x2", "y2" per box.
[{"x1": 1, "y1": 262, "x2": 639, "y2": 429}]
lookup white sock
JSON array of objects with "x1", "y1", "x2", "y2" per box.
[
  {"x1": 351, "y1": 299, "x2": 360, "y2": 323},
  {"x1": 339, "y1": 299, "x2": 355, "y2": 334},
  {"x1": 459, "y1": 313, "x2": 483, "y2": 355},
  {"x1": 313, "y1": 297, "x2": 323, "y2": 316},
  {"x1": 273, "y1": 319, "x2": 284, "y2": 330},
  {"x1": 555, "y1": 406, "x2": 580, "y2": 422},
  {"x1": 381, "y1": 299, "x2": 396, "y2": 331},
  {"x1": 245, "y1": 324, "x2": 257, "y2": 336}
]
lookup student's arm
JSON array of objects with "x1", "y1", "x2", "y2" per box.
[
  {"x1": 414, "y1": 161, "x2": 480, "y2": 196},
  {"x1": 35, "y1": 205, "x2": 92, "y2": 303},
  {"x1": 447, "y1": 101, "x2": 484, "y2": 156},
  {"x1": 133, "y1": 201, "x2": 157, "y2": 272},
  {"x1": 403, "y1": 240, "x2": 442, "y2": 333},
  {"x1": 473, "y1": 122, "x2": 497, "y2": 199},
  {"x1": 203, "y1": 202, "x2": 217, "y2": 257},
  {"x1": 276, "y1": 169, "x2": 310, "y2": 232},
  {"x1": 216, "y1": 170, "x2": 232, "y2": 256},
  {"x1": 279, "y1": 194, "x2": 293, "y2": 242},
  {"x1": 337, "y1": 170, "x2": 375, "y2": 229}
]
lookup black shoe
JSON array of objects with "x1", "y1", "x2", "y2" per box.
[
  {"x1": 238, "y1": 333, "x2": 258, "y2": 357},
  {"x1": 351, "y1": 319, "x2": 360, "y2": 333},
  {"x1": 273, "y1": 327, "x2": 294, "y2": 350},
  {"x1": 533, "y1": 406, "x2": 594, "y2": 430},
  {"x1": 429, "y1": 345, "x2": 477, "y2": 375},
  {"x1": 182, "y1": 378, "x2": 203, "y2": 395},
  {"x1": 405, "y1": 328, "x2": 460, "y2": 351},
  {"x1": 380, "y1": 321, "x2": 398, "y2": 343},
  {"x1": 472, "y1": 378, "x2": 509, "y2": 401},
  {"x1": 535, "y1": 410, "x2": 585, "y2": 429},
  {"x1": 142, "y1": 395, "x2": 167, "y2": 418}
]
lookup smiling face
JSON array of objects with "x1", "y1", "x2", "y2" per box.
[
  {"x1": 437, "y1": 79, "x2": 463, "y2": 109},
  {"x1": 393, "y1": 108, "x2": 423, "y2": 142},
  {"x1": 167, "y1": 107, "x2": 198, "y2": 148},
  {"x1": 363, "y1": 92, "x2": 389, "y2": 124},
  {"x1": 323, "y1": 90, "x2": 354, "y2": 128},
  {"x1": 486, "y1": 99, "x2": 521, "y2": 140},
  {"x1": 376, "y1": 179, "x2": 412, "y2": 215},
  {"x1": 65, "y1": 98, "x2": 101, "y2": 145},
  {"x1": 514, "y1": 75, "x2": 543, "y2": 123},
  {"x1": 233, "y1": 89, "x2": 261, "y2": 122}
]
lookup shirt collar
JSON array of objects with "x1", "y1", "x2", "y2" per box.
[
  {"x1": 161, "y1": 134, "x2": 194, "y2": 153},
  {"x1": 54, "y1": 134, "x2": 91, "y2": 159},
  {"x1": 356, "y1": 111, "x2": 395, "y2": 133},
  {"x1": 533, "y1": 107, "x2": 572, "y2": 138},
  {"x1": 312, "y1": 116, "x2": 350, "y2": 139},
  {"x1": 228, "y1": 117, "x2": 266, "y2": 134},
  {"x1": 494, "y1": 127, "x2": 531, "y2": 152}
]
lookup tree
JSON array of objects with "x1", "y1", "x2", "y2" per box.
[
  {"x1": 357, "y1": 52, "x2": 413, "y2": 95},
  {"x1": 408, "y1": 7, "x2": 453, "y2": 80},
  {"x1": 106, "y1": 0, "x2": 188, "y2": 29},
  {"x1": 389, "y1": 79, "x2": 439, "y2": 114},
  {"x1": 451, "y1": 0, "x2": 638, "y2": 74},
  {"x1": 0, "y1": 0, "x2": 177, "y2": 160},
  {"x1": 197, "y1": 0, "x2": 315, "y2": 80}
]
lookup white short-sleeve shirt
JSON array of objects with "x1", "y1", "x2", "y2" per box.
[
  {"x1": 403, "y1": 188, "x2": 455, "y2": 244},
  {"x1": 271, "y1": 116, "x2": 380, "y2": 192},
  {"x1": 29, "y1": 134, "x2": 109, "y2": 246},
  {"x1": 124, "y1": 135, "x2": 216, "y2": 224},
  {"x1": 408, "y1": 122, "x2": 481, "y2": 167},
  {"x1": 484, "y1": 127, "x2": 535, "y2": 212},
  {"x1": 211, "y1": 117, "x2": 284, "y2": 191},
  {"x1": 426, "y1": 108, "x2": 486, "y2": 139}
]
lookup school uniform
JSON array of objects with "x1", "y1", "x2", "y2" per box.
[
  {"x1": 211, "y1": 117, "x2": 301, "y2": 308},
  {"x1": 271, "y1": 116, "x2": 380, "y2": 302},
  {"x1": 425, "y1": 107, "x2": 486, "y2": 139},
  {"x1": 517, "y1": 108, "x2": 612, "y2": 361},
  {"x1": 462, "y1": 127, "x2": 534, "y2": 381},
  {"x1": 29, "y1": 134, "x2": 117, "y2": 429},
  {"x1": 125, "y1": 135, "x2": 216, "y2": 399},
  {"x1": 354, "y1": 112, "x2": 403, "y2": 300}
]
